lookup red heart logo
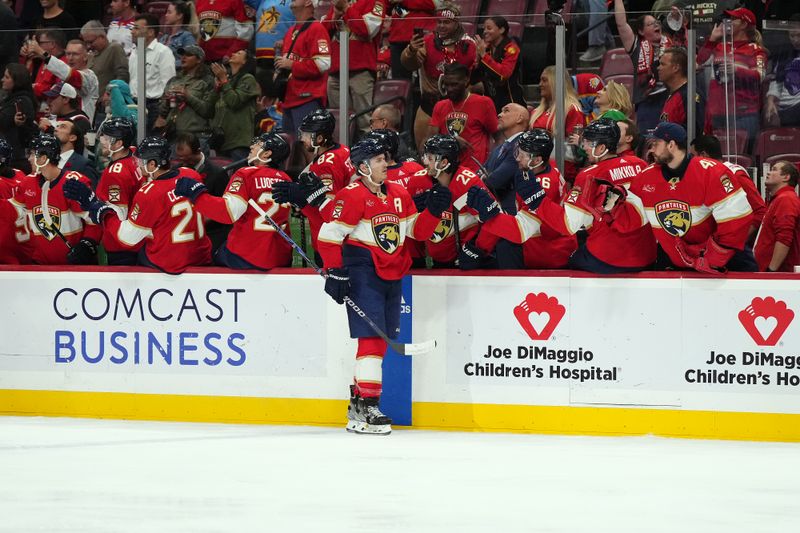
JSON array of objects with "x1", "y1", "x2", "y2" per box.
[
  {"x1": 738, "y1": 297, "x2": 794, "y2": 346},
  {"x1": 514, "y1": 292, "x2": 566, "y2": 341}
]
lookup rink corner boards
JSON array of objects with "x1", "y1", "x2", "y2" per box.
[{"x1": 2, "y1": 390, "x2": 800, "y2": 443}]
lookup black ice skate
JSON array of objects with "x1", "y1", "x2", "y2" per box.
[{"x1": 346, "y1": 395, "x2": 392, "y2": 435}]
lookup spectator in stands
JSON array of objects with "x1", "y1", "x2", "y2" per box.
[
  {"x1": 697, "y1": 7, "x2": 767, "y2": 151},
  {"x1": 253, "y1": 70, "x2": 283, "y2": 134},
  {"x1": 26, "y1": 38, "x2": 100, "y2": 123},
  {"x1": 0, "y1": 2, "x2": 19, "y2": 76},
  {"x1": 36, "y1": 0, "x2": 78, "y2": 40},
  {"x1": 54, "y1": 119, "x2": 98, "y2": 182},
  {"x1": 274, "y1": 0, "x2": 331, "y2": 140},
  {"x1": 107, "y1": 0, "x2": 138, "y2": 56},
  {"x1": 196, "y1": 0, "x2": 254, "y2": 62},
  {"x1": 129, "y1": 13, "x2": 177, "y2": 134},
  {"x1": 369, "y1": 103, "x2": 415, "y2": 161},
  {"x1": 473, "y1": 16, "x2": 526, "y2": 114},
  {"x1": 159, "y1": 1, "x2": 199, "y2": 70},
  {"x1": 323, "y1": 0, "x2": 385, "y2": 132},
  {"x1": 155, "y1": 45, "x2": 215, "y2": 145},
  {"x1": 0, "y1": 64, "x2": 38, "y2": 173},
  {"x1": 764, "y1": 15, "x2": 800, "y2": 128},
  {"x1": 175, "y1": 132, "x2": 231, "y2": 251},
  {"x1": 593, "y1": 80, "x2": 633, "y2": 119},
  {"x1": 81, "y1": 21, "x2": 130, "y2": 96},
  {"x1": 580, "y1": 0, "x2": 614, "y2": 62},
  {"x1": 22, "y1": 29, "x2": 67, "y2": 102},
  {"x1": 572, "y1": 72, "x2": 605, "y2": 119},
  {"x1": 38, "y1": 82, "x2": 92, "y2": 138},
  {"x1": 613, "y1": 0, "x2": 669, "y2": 132},
  {"x1": 102, "y1": 79, "x2": 138, "y2": 125},
  {"x1": 428, "y1": 63, "x2": 498, "y2": 172},
  {"x1": 755, "y1": 161, "x2": 800, "y2": 272},
  {"x1": 401, "y1": 3, "x2": 476, "y2": 152},
  {"x1": 210, "y1": 50, "x2": 260, "y2": 161},
  {"x1": 387, "y1": 0, "x2": 436, "y2": 80},
  {"x1": 247, "y1": 0, "x2": 294, "y2": 71},
  {"x1": 658, "y1": 46, "x2": 705, "y2": 134},
  {"x1": 616, "y1": 118, "x2": 640, "y2": 158}
]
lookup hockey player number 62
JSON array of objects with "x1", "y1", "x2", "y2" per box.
[
  {"x1": 171, "y1": 201, "x2": 205, "y2": 243},
  {"x1": 253, "y1": 192, "x2": 280, "y2": 232}
]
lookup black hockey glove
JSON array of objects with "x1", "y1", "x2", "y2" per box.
[
  {"x1": 299, "y1": 171, "x2": 328, "y2": 208},
  {"x1": 66, "y1": 238, "x2": 98, "y2": 265},
  {"x1": 458, "y1": 239, "x2": 492, "y2": 270},
  {"x1": 412, "y1": 190, "x2": 429, "y2": 213},
  {"x1": 63, "y1": 179, "x2": 114, "y2": 224},
  {"x1": 425, "y1": 183, "x2": 452, "y2": 218},
  {"x1": 272, "y1": 181, "x2": 305, "y2": 207},
  {"x1": 174, "y1": 177, "x2": 208, "y2": 202},
  {"x1": 324, "y1": 267, "x2": 350, "y2": 305},
  {"x1": 465, "y1": 186, "x2": 500, "y2": 222},
  {"x1": 515, "y1": 173, "x2": 546, "y2": 211}
]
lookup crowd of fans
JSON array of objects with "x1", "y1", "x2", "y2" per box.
[{"x1": 0, "y1": 0, "x2": 798, "y2": 274}]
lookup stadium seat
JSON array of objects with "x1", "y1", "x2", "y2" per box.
[
  {"x1": 373, "y1": 79, "x2": 411, "y2": 116},
  {"x1": 143, "y1": 1, "x2": 170, "y2": 16},
  {"x1": 461, "y1": 21, "x2": 476, "y2": 36},
  {"x1": 755, "y1": 128, "x2": 800, "y2": 164},
  {"x1": 724, "y1": 154, "x2": 753, "y2": 169},
  {"x1": 604, "y1": 74, "x2": 633, "y2": 98},
  {"x1": 765, "y1": 154, "x2": 800, "y2": 167},
  {"x1": 458, "y1": 0, "x2": 481, "y2": 24},
  {"x1": 328, "y1": 108, "x2": 356, "y2": 146},
  {"x1": 599, "y1": 48, "x2": 633, "y2": 79},
  {"x1": 714, "y1": 129, "x2": 748, "y2": 155},
  {"x1": 507, "y1": 21, "x2": 523, "y2": 40},
  {"x1": 486, "y1": 0, "x2": 529, "y2": 18},
  {"x1": 526, "y1": 0, "x2": 548, "y2": 27}
]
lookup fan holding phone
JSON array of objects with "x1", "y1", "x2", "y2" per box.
[{"x1": 0, "y1": 64, "x2": 38, "y2": 173}]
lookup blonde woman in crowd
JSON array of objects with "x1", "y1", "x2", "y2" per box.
[{"x1": 593, "y1": 80, "x2": 633, "y2": 119}]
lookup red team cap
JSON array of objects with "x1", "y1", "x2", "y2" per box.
[{"x1": 723, "y1": 7, "x2": 756, "y2": 26}]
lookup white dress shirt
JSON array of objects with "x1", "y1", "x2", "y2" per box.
[{"x1": 129, "y1": 39, "x2": 177, "y2": 100}]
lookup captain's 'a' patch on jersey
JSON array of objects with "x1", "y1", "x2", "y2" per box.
[
  {"x1": 372, "y1": 214, "x2": 400, "y2": 254},
  {"x1": 655, "y1": 200, "x2": 692, "y2": 237}
]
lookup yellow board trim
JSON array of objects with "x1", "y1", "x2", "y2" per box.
[{"x1": 3, "y1": 390, "x2": 800, "y2": 442}]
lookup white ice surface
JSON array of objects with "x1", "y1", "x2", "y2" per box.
[{"x1": 1, "y1": 416, "x2": 799, "y2": 533}]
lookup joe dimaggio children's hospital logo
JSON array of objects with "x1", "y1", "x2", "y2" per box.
[
  {"x1": 738, "y1": 297, "x2": 794, "y2": 346},
  {"x1": 514, "y1": 292, "x2": 565, "y2": 341}
]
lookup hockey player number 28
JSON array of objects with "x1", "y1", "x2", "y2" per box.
[
  {"x1": 252, "y1": 192, "x2": 280, "y2": 232},
  {"x1": 171, "y1": 200, "x2": 206, "y2": 243}
]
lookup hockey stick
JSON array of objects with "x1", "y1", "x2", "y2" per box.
[
  {"x1": 222, "y1": 158, "x2": 249, "y2": 172},
  {"x1": 247, "y1": 198, "x2": 436, "y2": 356}
]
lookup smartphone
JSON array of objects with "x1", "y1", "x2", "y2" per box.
[
  {"x1": 15, "y1": 101, "x2": 22, "y2": 114},
  {"x1": 413, "y1": 28, "x2": 424, "y2": 39}
]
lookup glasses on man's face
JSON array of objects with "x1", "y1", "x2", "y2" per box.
[
  {"x1": 38, "y1": 40, "x2": 54, "y2": 46},
  {"x1": 369, "y1": 117, "x2": 386, "y2": 125}
]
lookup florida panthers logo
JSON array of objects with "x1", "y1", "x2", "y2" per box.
[
  {"x1": 32, "y1": 205, "x2": 61, "y2": 240},
  {"x1": 446, "y1": 112, "x2": 468, "y2": 137},
  {"x1": 430, "y1": 211, "x2": 453, "y2": 243},
  {"x1": 199, "y1": 11, "x2": 222, "y2": 41},
  {"x1": 372, "y1": 214, "x2": 400, "y2": 254},
  {"x1": 655, "y1": 200, "x2": 692, "y2": 237}
]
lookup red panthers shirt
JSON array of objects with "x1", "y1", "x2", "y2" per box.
[
  {"x1": 430, "y1": 93, "x2": 498, "y2": 172},
  {"x1": 753, "y1": 186, "x2": 800, "y2": 272},
  {"x1": 322, "y1": 0, "x2": 385, "y2": 74},
  {"x1": 194, "y1": 165, "x2": 292, "y2": 269},
  {"x1": 96, "y1": 154, "x2": 144, "y2": 252},
  {"x1": 317, "y1": 180, "x2": 440, "y2": 280},
  {"x1": 283, "y1": 20, "x2": 331, "y2": 109},
  {"x1": 0, "y1": 198, "x2": 31, "y2": 264},
  {"x1": 106, "y1": 168, "x2": 211, "y2": 273},
  {"x1": 10, "y1": 170, "x2": 101, "y2": 265}
]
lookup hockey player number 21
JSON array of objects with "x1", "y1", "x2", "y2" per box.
[
  {"x1": 171, "y1": 200, "x2": 205, "y2": 243},
  {"x1": 253, "y1": 192, "x2": 280, "y2": 232}
]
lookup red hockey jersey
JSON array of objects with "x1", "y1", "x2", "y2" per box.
[
  {"x1": 388, "y1": 0, "x2": 436, "y2": 43},
  {"x1": 536, "y1": 155, "x2": 656, "y2": 268},
  {"x1": 322, "y1": 0, "x2": 385, "y2": 74},
  {"x1": 0, "y1": 199, "x2": 31, "y2": 264},
  {"x1": 194, "y1": 165, "x2": 292, "y2": 269},
  {"x1": 753, "y1": 186, "x2": 800, "y2": 272},
  {"x1": 106, "y1": 168, "x2": 212, "y2": 273},
  {"x1": 283, "y1": 20, "x2": 331, "y2": 109},
  {"x1": 0, "y1": 170, "x2": 27, "y2": 199},
  {"x1": 305, "y1": 143, "x2": 354, "y2": 248},
  {"x1": 723, "y1": 161, "x2": 765, "y2": 235},
  {"x1": 10, "y1": 171, "x2": 101, "y2": 265},
  {"x1": 386, "y1": 160, "x2": 426, "y2": 188},
  {"x1": 195, "y1": 0, "x2": 254, "y2": 62},
  {"x1": 629, "y1": 156, "x2": 753, "y2": 268},
  {"x1": 430, "y1": 93, "x2": 499, "y2": 172},
  {"x1": 96, "y1": 154, "x2": 144, "y2": 252},
  {"x1": 317, "y1": 180, "x2": 440, "y2": 279},
  {"x1": 698, "y1": 39, "x2": 767, "y2": 118}
]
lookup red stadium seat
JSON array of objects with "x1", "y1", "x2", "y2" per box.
[
  {"x1": 144, "y1": 1, "x2": 170, "y2": 16},
  {"x1": 599, "y1": 48, "x2": 633, "y2": 79},
  {"x1": 714, "y1": 129, "x2": 748, "y2": 155},
  {"x1": 604, "y1": 74, "x2": 633, "y2": 98},
  {"x1": 507, "y1": 21, "x2": 523, "y2": 40},
  {"x1": 373, "y1": 79, "x2": 411, "y2": 115},
  {"x1": 458, "y1": 0, "x2": 482, "y2": 24},
  {"x1": 486, "y1": 0, "x2": 529, "y2": 18},
  {"x1": 724, "y1": 154, "x2": 753, "y2": 168},
  {"x1": 765, "y1": 154, "x2": 800, "y2": 167},
  {"x1": 527, "y1": 0, "x2": 548, "y2": 26},
  {"x1": 461, "y1": 21, "x2": 476, "y2": 36},
  {"x1": 755, "y1": 128, "x2": 800, "y2": 163}
]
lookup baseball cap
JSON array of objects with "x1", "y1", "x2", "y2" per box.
[
  {"x1": 177, "y1": 45, "x2": 206, "y2": 61},
  {"x1": 650, "y1": 122, "x2": 687, "y2": 144},
  {"x1": 724, "y1": 8, "x2": 756, "y2": 26},
  {"x1": 44, "y1": 81, "x2": 78, "y2": 99}
]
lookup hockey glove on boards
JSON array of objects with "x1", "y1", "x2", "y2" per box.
[
  {"x1": 66, "y1": 238, "x2": 98, "y2": 265},
  {"x1": 174, "y1": 177, "x2": 207, "y2": 202},
  {"x1": 465, "y1": 186, "x2": 500, "y2": 222},
  {"x1": 675, "y1": 237, "x2": 734, "y2": 275},
  {"x1": 62, "y1": 179, "x2": 114, "y2": 224},
  {"x1": 324, "y1": 267, "x2": 350, "y2": 304},
  {"x1": 515, "y1": 173, "x2": 546, "y2": 211},
  {"x1": 425, "y1": 183, "x2": 452, "y2": 218}
]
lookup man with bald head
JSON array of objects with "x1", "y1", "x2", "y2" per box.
[{"x1": 484, "y1": 103, "x2": 530, "y2": 213}]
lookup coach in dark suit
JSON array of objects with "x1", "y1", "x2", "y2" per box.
[
  {"x1": 55, "y1": 119, "x2": 99, "y2": 185},
  {"x1": 482, "y1": 103, "x2": 530, "y2": 268}
]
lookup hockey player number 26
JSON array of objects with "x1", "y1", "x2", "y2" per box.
[
  {"x1": 171, "y1": 201, "x2": 205, "y2": 243},
  {"x1": 253, "y1": 192, "x2": 280, "y2": 232}
]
